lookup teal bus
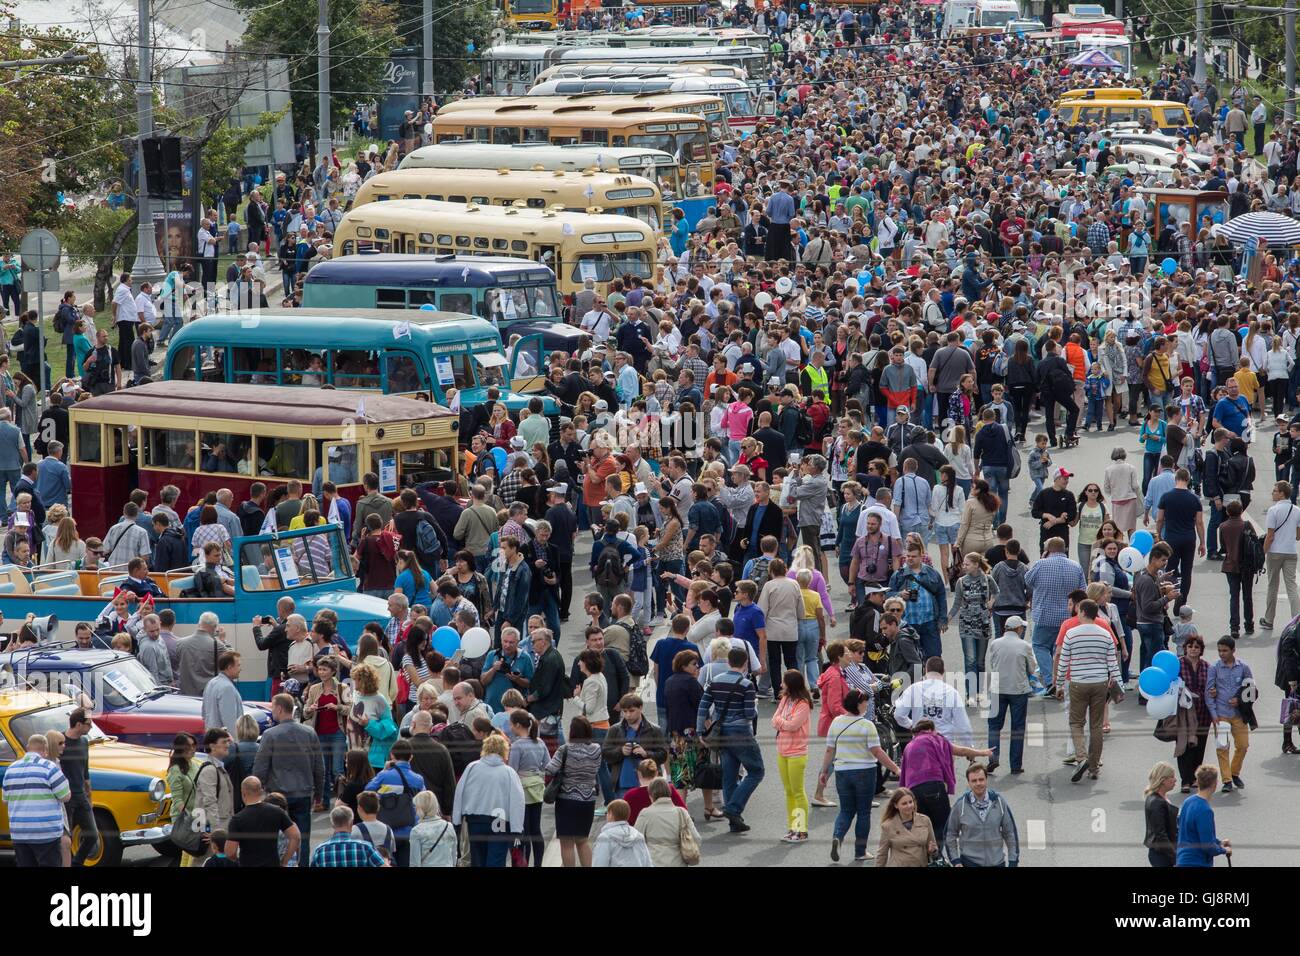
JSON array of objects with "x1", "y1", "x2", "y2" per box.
[
  {"x1": 299, "y1": 254, "x2": 588, "y2": 351},
  {"x1": 162, "y1": 309, "x2": 557, "y2": 416}
]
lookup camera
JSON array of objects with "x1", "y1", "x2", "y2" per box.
[
  {"x1": 904, "y1": 587, "x2": 919, "y2": 602},
  {"x1": 865, "y1": 562, "x2": 878, "y2": 575}
]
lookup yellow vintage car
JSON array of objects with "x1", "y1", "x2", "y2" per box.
[{"x1": 0, "y1": 689, "x2": 174, "y2": 867}]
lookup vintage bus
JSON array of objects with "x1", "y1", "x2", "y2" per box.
[
  {"x1": 525, "y1": 77, "x2": 773, "y2": 134},
  {"x1": 533, "y1": 61, "x2": 749, "y2": 84},
  {"x1": 505, "y1": 25, "x2": 770, "y2": 48},
  {"x1": 429, "y1": 104, "x2": 715, "y2": 189},
  {"x1": 332, "y1": 199, "x2": 657, "y2": 298},
  {"x1": 481, "y1": 43, "x2": 770, "y2": 94},
  {"x1": 395, "y1": 140, "x2": 713, "y2": 226},
  {"x1": 163, "y1": 309, "x2": 556, "y2": 412},
  {"x1": 352, "y1": 166, "x2": 665, "y2": 230},
  {"x1": 300, "y1": 254, "x2": 589, "y2": 351},
  {"x1": 69, "y1": 381, "x2": 460, "y2": 539},
  {"x1": 437, "y1": 90, "x2": 731, "y2": 142}
]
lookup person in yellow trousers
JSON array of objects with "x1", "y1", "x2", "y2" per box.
[{"x1": 771, "y1": 669, "x2": 812, "y2": 844}]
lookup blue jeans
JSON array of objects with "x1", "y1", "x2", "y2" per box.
[
  {"x1": 474, "y1": 552, "x2": 492, "y2": 574},
  {"x1": 982, "y1": 465, "x2": 1009, "y2": 525},
  {"x1": 960, "y1": 627, "x2": 990, "y2": 696},
  {"x1": 1031, "y1": 621, "x2": 1057, "y2": 687},
  {"x1": 286, "y1": 795, "x2": 312, "y2": 867},
  {"x1": 1029, "y1": 476, "x2": 1044, "y2": 508},
  {"x1": 719, "y1": 727, "x2": 764, "y2": 817},
  {"x1": 833, "y1": 766, "x2": 877, "y2": 859},
  {"x1": 988, "y1": 693, "x2": 1029, "y2": 771},
  {"x1": 655, "y1": 557, "x2": 684, "y2": 614},
  {"x1": 900, "y1": 517, "x2": 930, "y2": 548},
  {"x1": 797, "y1": 618, "x2": 820, "y2": 691},
  {"x1": 465, "y1": 813, "x2": 510, "y2": 867},
  {"x1": 318, "y1": 732, "x2": 346, "y2": 803},
  {"x1": 1136, "y1": 621, "x2": 1167, "y2": 691},
  {"x1": 1142, "y1": 451, "x2": 1160, "y2": 494},
  {"x1": 0, "y1": 468, "x2": 19, "y2": 523},
  {"x1": 918, "y1": 389, "x2": 932, "y2": 428},
  {"x1": 912, "y1": 620, "x2": 941, "y2": 660},
  {"x1": 726, "y1": 439, "x2": 742, "y2": 466},
  {"x1": 1206, "y1": 502, "x2": 1224, "y2": 554},
  {"x1": 1085, "y1": 395, "x2": 1105, "y2": 428},
  {"x1": 157, "y1": 312, "x2": 184, "y2": 346},
  {"x1": 591, "y1": 726, "x2": 616, "y2": 803}
]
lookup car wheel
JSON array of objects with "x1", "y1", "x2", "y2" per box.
[{"x1": 73, "y1": 809, "x2": 122, "y2": 868}]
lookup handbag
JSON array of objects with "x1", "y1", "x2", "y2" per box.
[
  {"x1": 678, "y1": 806, "x2": 701, "y2": 866},
  {"x1": 543, "y1": 746, "x2": 568, "y2": 805},
  {"x1": 703, "y1": 676, "x2": 741, "y2": 750},
  {"x1": 169, "y1": 763, "x2": 213, "y2": 854},
  {"x1": 1153, "y1": 715, "x2": 1178, "y2": 743}
]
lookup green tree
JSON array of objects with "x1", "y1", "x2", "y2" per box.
[
  {"x1": 194, "y1": 108, "x2": 291, "y2": 207},
  {"x1": 394, "y1": 0, "x2": 494, "y2": 94},
  {"x1": 234, "y1": 0, "x2": 402, "y2": 137}
]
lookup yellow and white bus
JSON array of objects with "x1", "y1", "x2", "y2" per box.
[
  {"x1": 352, "y1": 166, "x2": 664, "y2": 230},
  {"x1": 533, "y1": 60, "x2": 749, "y2": 84},
  {"x1": 527, "y1": 76, "x2": 774, "y2": 134},
  {"x1": 481, "y1": 43, "x2": 770, "y2": 94},
  {"x1": 333, "y1": 199, "x2": 657, "y2": 299},
  {"x1": 437, "y1": 90, "x2": 730, "y2": 142},
  {"x1": 430, "y1": 104, "x2": 715, "y2": 188}
]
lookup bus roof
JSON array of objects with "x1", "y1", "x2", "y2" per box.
[
  {"x1": 359, "y1": 166, "x2": 658, "y2": 199},
  {"x1": 74, "y1": 381, "x2": 455, "y2": 427},
  {"x1": 432, "y1": 105, "x2": 704, "y2": 127},
  {"x1": 170, "y1": 309, "x2": 506, "y2": 349},
  {"x1": 398, "y1": 142, "x2": 677, "y2": 171},
  {"x1": 440, "y1": 92, "x2": 724, "y2": 111},
  {"x1": 339, "y1": 199, "x2": 656, "y2": 240},
  {"x1": 304, "y1": 254, "x2": 555, "y2": 288}
]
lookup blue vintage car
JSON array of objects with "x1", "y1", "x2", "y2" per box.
[{"x1": 0, "y1": 525, "x2": 388, "y2": 699}]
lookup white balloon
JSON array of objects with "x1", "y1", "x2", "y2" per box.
[
  {"x1": 775, "y1": 276, "x2": 794, "y2": 296},
  {"x1": 754, "y1": 291, "x2": 772, "y2": 309},
  {"x1": 460, "y1": 627, "x2": 491, "y2": 659},
  {"x1": 1146, "y1": 689, "x2": 1179, "y2": 721},
  {"x1": 1117, "y1": 546, "x2": 1144, "y2": 573}
]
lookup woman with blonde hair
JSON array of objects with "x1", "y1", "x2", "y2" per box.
[
  {"x1": 943, "y1": 424, "x2": 974, "y2": 496},
  {"x1": 453, "y1": 732, "x2": 525, "y2": 868},
  {"x1": 408, "y1": 790, "x2": 456, "y2": 867},
  {"x1": 45, "y1": 513, "x2": 84, "y2": 567},
  {"x1": 287, "y1": 495, "x2": 321, "y2": 530},
  {"x1": 1143, "y1": 761, "x2": 1178, "y2": 867},
  {"x1": 875, "y1": 786, "x2": 937, "y2": 867}
]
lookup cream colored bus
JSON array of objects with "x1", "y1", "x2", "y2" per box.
[
  {"x1": 352, "y1": 166, "x2": 664, "y2": 230},
  {"x1": 333, "y1": 199, "x2": 657, "y2": 299}
]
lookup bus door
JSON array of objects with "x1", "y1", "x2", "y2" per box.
[
  {"x1": 758, "y1": 90, "x2": 777, "y2": 116},
  {"x1": 507, "y1": 333, "x2": 547, "y2": 393}
]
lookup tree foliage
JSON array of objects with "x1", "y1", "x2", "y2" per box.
[
  {"x1": 234, "y1": 0, "x2": 402, "y2": 137},
  {"x1": 193, "y1": 107, "x2": 290, "y2": 203},
  {"x1": 394, "y1": 0, "x2": 495, "y2": 94}
]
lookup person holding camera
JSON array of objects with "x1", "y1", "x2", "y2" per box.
[
  {"x1": 253, "y1": 596, "x2": 296, "y2": 695},
  {"x1": 887, "y1": 542, "x2": 947, "y2": 660}
]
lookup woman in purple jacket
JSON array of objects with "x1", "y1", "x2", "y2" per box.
[{"x1": 898, "y1": 719, "x2": 992, "y2": 839}]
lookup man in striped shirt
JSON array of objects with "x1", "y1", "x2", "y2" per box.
[
  {"x1": 1055, "y1": 600, "x2": 1120, "y2": 783},
  {"x1": 696, "y1": 646, "x2": 764, "y2": 834},
  {"x1": 2, "y1": 734, "x2": 71, "y2": 866}
]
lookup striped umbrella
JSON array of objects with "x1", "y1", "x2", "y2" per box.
[{"x1": 1220, "y1": 211, "x2": 1300, "y2": 246}]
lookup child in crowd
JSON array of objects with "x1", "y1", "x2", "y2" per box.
[
  {"x1": 202, "y1": 831, "x2": 237, "y2": 868},
  {"x1": 1173, "y1": 606, "x2": 1199, "y2": 655},
  {"x1": 1028, "y1": 433, "x2": 1051, "y2": 507}
]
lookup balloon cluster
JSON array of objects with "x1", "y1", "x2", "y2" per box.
[
  {"x1": 430, "y1": 625, "x2": 491, "y2": 660},
  {"x1": 1140, "y1": 650, "x2": 1183, "y2": 719},
  {"x1": 1117, "y1": 529, "x2": 1153, "y2": 573}
]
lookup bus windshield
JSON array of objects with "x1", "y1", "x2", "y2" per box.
[
  {"x1": 725, "y1": 90, "x2": 755, "y2": 116},
  {"x1": 511, "y1": 0, "x2": 553, "y2": 11},
  {"x1": 573, "y1": 251, "x2": 652, "y2": 283},
  {"x1": 240, "y1": 527, "x2": 352, "y2": 591},
  {"x1": 491, "y1": 284, "x2": 561, "y2": 322}
]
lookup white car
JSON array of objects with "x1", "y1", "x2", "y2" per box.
[
  {"x1": 1111, "y1": 142, "x2": 1204, "y2": 174},
  {"x1": 1105, "y1": 130, "x2": 1214, "y2": 166}
]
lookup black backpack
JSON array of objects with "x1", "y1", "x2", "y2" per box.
[
  {"x1": 626, "y1": 626, "x2": 649, "y2": 677},
  {"x1": 182, "y1": 567, "x2": 225, "y2": 598},
  {"x1": 415, "y1": 516, "x2": 443, "y2": 562},
  {"x1": 794, "y1": 408, "x2": 814, "y2": 446},
  {"x1": 594, "y1": 542, "x2": 628, "y2": 589},
  {"x1": 1239, "y1": 522, "x2": 1266, "y2": 580},
  {"x1": 436, "y1": 722, "x2": 479, "y2": 778},
  {"x1": 375, "y1": 766, "x2": 418, "y2": 831},
  {"x1": 712, "y1": 498, "x2": 736, "y2": 548},
  {"x1": 1221, "y1": 453, "x2": 1249, "y2": 494}
]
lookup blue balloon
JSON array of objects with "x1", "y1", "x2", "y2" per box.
[
  {"x1": 1153, "y1": 650, "x2": 1181, "y2": 679},
  {"x1": 431, "y1": 626, "x2": 461, "y2": 658},
  {"x1": 466, "y1": 41, "x2": 475, "y2": 53},
  {"x1": 1130, "y1": 530, "x2": 1154, "y2": 555},
  {"x1": 1161, "y1": 257, "x2": 1178, "y2": 276},
  {"x1": 420, "y1": 302, "x2": 436, "y2": 311},
  {"x1": 1138, "y1": 666, "x2": 1172, "y2": 698}
]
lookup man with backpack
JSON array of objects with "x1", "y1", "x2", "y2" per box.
[
  {"x1": 1259, "y1": 480, "x2": 1300, "y2": 631},
  {"x1": 1204, "y1": 429, "x2": 1233, "y2": 559},
  {"x1": 590, "y1": 519, "x2": 639, "y2": 615},
  {"x1": 250, "y1": 693, "x2": 325, "y2": 867},
  {"x1": 363, "y1": 738, "x2": 425, "y2": 867},
  {"x1": 1218, "y1": 500, "x2": 1257, "y2": 641},
  {"x1": 393, "y1": 488, "x2": 445, "y2": 578}
]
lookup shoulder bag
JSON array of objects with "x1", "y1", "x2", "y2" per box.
[
  {"x1": 170, "y1": 764, "x2": 212, "y2": 854},
  {"x1": 543, "y1": 746, "x2": 568, "y2": 805},
  {"x1": 678, "y1": 806, "x2": 701, "y2": 865}
]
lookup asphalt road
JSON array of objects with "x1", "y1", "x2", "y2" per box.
[{"x1": 97, "y1": 412, "x2": 1297, "y2": 867}]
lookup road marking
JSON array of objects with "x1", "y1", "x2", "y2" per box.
[{"x1": 1027, "y1": 819, "x2": 1047, "y2": 850}]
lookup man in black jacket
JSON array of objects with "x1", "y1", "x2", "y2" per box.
[
  {"x1": 738, "y1": 482, "x2": 785, "y2": 563},
  {"x1": 253, "y1": 596, "x2": 296, "y2": 693},
  {"x1": 393, "y1": 488, "x2": 444, "y2": 577},
  {"x1": 420, "y1": 480, "x2": 464, "y2": 545},
  {"x1": 150, "y1": 513, "x2": 188, "y2": 573},
  {"x1": 752, "y1": 410, "x2": 788, "y2": 467},
  {"x1": 1037, "y1": 339, "x2": 1079, "y2": 447},
  {"x1": 601, "y1": 694, "x2": 668, "y2": 798},
  {"x1": 1204, "y1": 428, "x2": 1231, "y2": 559},
  {"x1": 407, "y1": 711, "x2": 457, "y2": 815},
  {"x1": 35, "y1": 391, "x2": 69, "y2": 458},
  {"x1": 239, "y1": 483, "x2": 268, "y2": 537}
]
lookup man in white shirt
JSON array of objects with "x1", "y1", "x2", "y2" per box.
[
  {"x1": 1262, "y1": 480, "x2": 1300, "y2": 629},
  {"x1": 1250, "y1": 96, "x2": 1268, "y2": 157},
  {"x1": 892, "y1": 657, "x2": 974, "y2": 748},
  {"x1": 111, "y1": 273, "x2": 138, "y2": 363},
  {"x1": 134, "y1": 283, "x2": 157, "y2": 329},
  {"x1": 580, "y1": 298, "x2": 613, "y2": 344},
  {"x1": 196, "y1": 218, "x2": 218, "y2": 300},
  {"x1": 856, "y1": 491, "x2": 903, "y2": 540},
  {"x1": 1055, "y1": 600, "x2": 1119, "y2": 782}
]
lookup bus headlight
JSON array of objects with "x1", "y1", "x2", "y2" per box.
[{"x1": 148, "y1": 777, "x2": 166, "y2": 803}]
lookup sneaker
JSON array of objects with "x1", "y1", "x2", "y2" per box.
[
  {"x1": 1260, "y1": 618, "x2": 1275, "y2": 629},
  {"x1": 1181, "y1": 785, "x2": 1192, "y2": 794},
  {"x1": 985, "y1": 760, "x2": 1000, "y2": 774},
  {"x1": 1010, "y1": 768, "x2": 1025, "y2": 774},
  {"x1": 594, "y1": 805, "x2": 608, "y2": 817},
  {"x1": 791, "y1": 832, "x2": 809, "y2": 843},
  {"x1": 1244, "y1": 626, "x2": 1255, "y2": 636},
  {"x1": 1071, "y1": 761, "x2": 1089, "y2": 783},
  {"x1": 780, "y1": 831, "x2": 798, "y2": 843},
  {"x1": 1232, "y1": 776, "x2": 1245, "y2": 789},
  {"x1": 729, "y1": 821, "x2": 751, "y2": 833},
  {"x1": 1205, "y1": 552, "x2": 1223, "y2": 561},
  {"x1": 1221, "y1": 781, "x2": 1234, "y2": 794},
  {"x1": 1063, "y1": 755, "x2": 1079, "y2": 765},
  {"x1": 830, "y1": 836, "x2": 841, "y2": 862},
  {"x1": 853, "y1": 851, "x2": 874, "y2": 862}
]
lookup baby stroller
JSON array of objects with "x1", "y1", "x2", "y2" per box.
[{"x1": 872, "y1": 689, "x2": 912, "y2": 791}]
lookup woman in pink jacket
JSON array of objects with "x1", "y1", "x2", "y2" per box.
[
  {"x1": 720, "y1": 388, "x2": 755, "y2": 466},
  {"x1": 772, "y1": 669, "x2": 813, "y2": 844},
  {"x1": 813, "y1": 641, "x2": 850, "y2": 807}
]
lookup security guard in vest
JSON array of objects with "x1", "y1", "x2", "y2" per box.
[{"x1": 800, "y1": 347, "x2": 832, "y2": 406}]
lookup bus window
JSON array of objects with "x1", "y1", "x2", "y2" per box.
[
  {"x1": 492, "y1": 127, "x2": 521, "y2": 145},
  {"x1": 409, "y1": 290, "x2": 437, "y2": 307},
  {"x1": 511, "y1": 240, "x2": 528, "y2": 253},
  {"x1": 283, "y1": 349, "x2": 327, "y2": 386},
  {"x1": 536, "y1": 244, "x2": 557, "y2": 271},
  {"x1": 109, "y1": 426, "x2": 130, "y2": 466},
  {"x1": 200, "y1": 348, "x2": 228, "y2": 383},
  {"x1": 526, "y1": 198, "x2": 546, "y2": 209},
  {"x1": 448, "y1": 196, "x2": 467, "y2": 205},
  {"x1": 439, "y1": 292, "x2": 473, "y2": 313},
  {"x1": 455, "y1": 235, "x2": 471, "y2": 248},
  {"x1": 492, "y1": 238, "x2": 510, "y2": 250},
  {"x1": 376, "y1": 288, "x2": 407, "y2": 309},
  {"x1": 331, "y1": 350, "x2": 382, "y2": 389},
  {"x1": 324, "y1": 443, "x2": 360, "y2": 486},
  {"x1": 473, "y1": 237, "x2": 490, "y2": 250},
  {"x1": 232, "y1": 347, "x2": 279, "y2": 385},
  {"x1": 522, "y1": 127, "x2": 549, "y2": 143},
  {"x1": 291, "y1": 529, "x2": 342, "y2": 584},
  {"x1": 580, "y1": 129, "x2": 609, "y2": 145},
  {"x1": 571, "y1": 251, "x2": 652, "y2": 283},
  {"x1": 75, "y1": 423, "x2": 102, "y2": 464},
  {"x1": 200, "y1": 432, "x2": 253, "y2": 475},
  {"x1": 168, "y1": 346, "x2": 197, "y2": 382},
  {"x1": 240, "y1": 541, "x2": 284, "y2": 591},
  {"x1": 1078, "y1": 107, "x2": 1104, "y2": 124},
  {"x1": 259, "y1": 437, "x2": 309, "y2": 479},
  {"x1": 1106, "y1": 108, "x2": 1134, "y2": 124},
  {"x1": 142, "y1": 428, "x2": 197, "y2": 470},
  {"x1": 1135, "y1": 107, "x2": 1154, "y2": 127},
  {"x1": 384, "y1": 353, "x2": 422, "y2": 393},
  {"x1": 550, "y1": 136, "x2": 578, "y2": 145},
  {"x1": 1161, "y1": 107, "x2": 1188, "y2": 127}
]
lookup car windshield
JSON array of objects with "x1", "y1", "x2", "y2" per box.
[
  {"x1": 91, "y1": 659, "x2": 159, "y2": 709},
  {"x1": 10, "y1": 703, "x2": 109, "y2": 747}
]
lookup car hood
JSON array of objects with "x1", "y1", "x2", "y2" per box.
[
  {"x1": 88, "y1": 739, "x2": 171, "y2": 785},
  {"x1": 119, "y1": 692, "x2": 272, "y2": 727}
]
